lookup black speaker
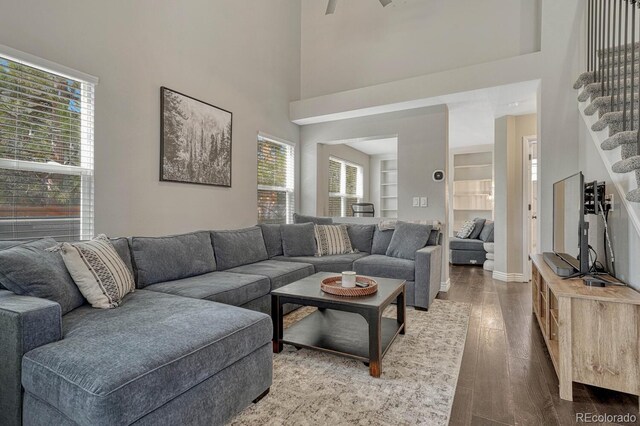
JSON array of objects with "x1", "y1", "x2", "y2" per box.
[{"x1": 432, "y1": 170, "x2": 445, "y2": 182}]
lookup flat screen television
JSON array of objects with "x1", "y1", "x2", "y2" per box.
[{"x1": 553, "y1": 172, "x2": 590, "y2": 276}]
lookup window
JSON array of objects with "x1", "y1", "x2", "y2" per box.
[
  {"x1": 0, "y1": 50, "x2": 96, "y2": 241},
  {"x1": 257, "y1": 135, "x2": 295, "y2": 224},
  {"x1": 328, "y1": 157, "x2": 363, "y2": 217}
]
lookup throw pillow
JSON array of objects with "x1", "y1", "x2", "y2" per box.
[
  {"x1": 371, "y1": 226, "x2": 395, "y2": 255},
  {"x1": 281, "y1": 223, "x2": 317, "y2": 257},
  {"x1": 345, "y1": 224, "x2": 375, "y2": 253},
  {"x1": 468, "y1": 218, "x2": 487, "y2": 240},
  {"x1": 386, "y1": 222, "x2": 433, "y2": 260},
  {"x1": 456, "y1": 220, "x2": 476, "y2": 239},
  {"x1": 479, "y1": 221, "x2": 495, "y2": 242},
  {"x1": 0, "y1": 238, "x2": 85, "y2": 314},
  {"x1": 314, "y1": 224, "x2": 354, "y2": 256},
  {"x1": 293, "y1": 213, "x2": 333, "y2": 225},
  {"x1": 54, "y1": 234, "x2": 135, "y2": 309}
]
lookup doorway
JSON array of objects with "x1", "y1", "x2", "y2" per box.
[{"x1": 523, "y1": 136, "x2": 538, "y2": 281}]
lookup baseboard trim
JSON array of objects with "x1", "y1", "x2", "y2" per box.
[
  {"x1": 440, "y1": 278, "x2": 451, "y2": 292},
  {"x1": 492, "y1": 271, "x2": 527, "y2": 283}
]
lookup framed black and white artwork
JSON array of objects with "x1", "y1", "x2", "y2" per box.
[{"x1": 160, "y1": 87, "x2": 232, "y2": 187}]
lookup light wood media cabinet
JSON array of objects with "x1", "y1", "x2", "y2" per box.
[{"x1": 531, "y1": 254, "x2": 640, "y2": 407}]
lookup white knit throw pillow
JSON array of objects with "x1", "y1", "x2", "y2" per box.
[
  {"x1": 314, "y1": 224, "x2": 354, "y2": 256},
  {"x1": 456, "y1": 220, "x2": 476, "y2": 239},
  {"x1": 56, "y1": 234, "x2": 135, "y2": 309}
]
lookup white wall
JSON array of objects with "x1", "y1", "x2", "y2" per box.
[
  {"x1": 316, "y1": 144, "x2": 371, "y2": 215},
  {"x1": 300, "y1": 105, "x2": 450, "y2": 286},
  {"x1": 301, "y1": 0, "x2": 541, "y2": 98},
  {"x1": 0, "y1": 0, "x2": 301, "y2": 237}
]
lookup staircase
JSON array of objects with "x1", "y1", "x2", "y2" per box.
[{"x1": 574, "y1": 0, "x2": 640, "y2": 203}]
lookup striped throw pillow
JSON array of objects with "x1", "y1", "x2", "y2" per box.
[
  {"x1": 456, "y1": 220, "x2": 476, "y2": 239},
  {"x1": 314, "y1": 224, "x2": 355, "y2": 257},
  {"x1": 55, "y1": 234, "x2": 135, "y2": 309}
]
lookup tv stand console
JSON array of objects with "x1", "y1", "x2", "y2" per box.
[{"x1": 531, "y1": 254, "x2": 640, "y2": 408}]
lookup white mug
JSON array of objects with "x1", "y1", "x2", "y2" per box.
[{"x1": 342, "y1": 271, "x2": 356, "y2": 288}]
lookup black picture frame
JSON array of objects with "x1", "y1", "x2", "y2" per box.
[{"x1": 160, "y1": 86, "x2": 232, "y2": 187}]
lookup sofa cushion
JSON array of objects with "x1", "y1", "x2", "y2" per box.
[
  {"x1": 479, "y1": 221, "x2": 495, "y2": 242},
  {"x1": 449, "y1": 237, "x2": 486, "y2": 251},
  {"x1": 345, "y1": 224, "x2": 375, "y2": 253},
  {"x1": 227, "y1": 259, "x2": 314, "y2": 290},
  {"x1": 427, "y1": 229, "x2": 440, "y2": 246},
  {"x1": 469, "y1": 218, "x2": 487, "y2": 240},
  {"x1": 22, "y1": 290, "x2": 271, "y2": 426},
  {"x1": 293, "y1": 213, "x2": 333, "y2": 225},
  {"x1": 314, "y1": 224, "x2": 354, "y2": 256},
  {"x1": 109, "y1": 237, "x2": 135, "y2": 277},
  {"x1": 258, "y1": 224, "x2": 283, "y2": 258},
  {"x1": 353, "y1": 254, "x2": 415, "y2": 282},
  {"x1": 146, "y1": 271, "x2": 270, "y2": 307},
  {"x1": 371, "y1": 227, "x2": 395, "y2": 255},
  {"x1": 281, "y1": 223, "x2": 316, "y2": 257},
  {"x1": 131, "y1": 231, "x2": 216, "y2": 287},
  {"x1": 211, "y1": 227, "x2": 268, "y2": 270},
  {"x1": 386, "y1": 222, "x2": 432, "y2": 260},
  {"x1": 0, "y1": 238, "x2": 84, "y2": 315},
  {"x1": 273, "y1": 252, "x2": 369, "y2": 273},
  {"x1": 57, "y1": 235, "x2": 135, "y2": 309}
]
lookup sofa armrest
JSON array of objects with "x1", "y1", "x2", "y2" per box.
[
  {"x1": 0, "y1": 290, "x2": 62, "y2": 426},
  {"x1": 414, "y1": 245, "x2": 443, "y2": 310}
]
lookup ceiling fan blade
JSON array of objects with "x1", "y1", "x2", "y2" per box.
[
  {"x1": 379, "y1": 0, "x2": 392, "y2": 7},
  {"x1": 326, "y1": 0, "x2": 338, "y2": 15}
]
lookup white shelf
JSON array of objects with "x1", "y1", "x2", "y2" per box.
[
  {"x1": 381, "y1": 183, "x2": 397, "y2": 186},
  {"x1": 454, "y1": 164, "x2": 492, "y2": 169},
  {"x1": 381, "y1": 195, "x2": 397, "y2": 199}
]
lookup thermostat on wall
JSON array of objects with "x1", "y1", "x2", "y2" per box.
[{"x1": 432, "y1": 170, "x2": 445, "y2": 182}]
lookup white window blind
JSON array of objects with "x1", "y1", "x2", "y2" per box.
[
  {"x1": 328, "y1": 157, "x2": 363, "y2": 217},
  {"x1": 0, "y1": 52, "x2": 95, "y2": 241},
  {"x1": 257, "y1": 135, "x2": 295, "y2": 224}
]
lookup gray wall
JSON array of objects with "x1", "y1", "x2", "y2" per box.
[
  {"x1": 579, "y1": 120, "x2": 640, "y2": 291},
  {"x1": 300, "y1": 105, "x2": 450, "y2": 286},
  {"x1": 0, "y1": 0, "x2": 301, "y2": 236},
  {"x1": 316, "y1": 144, "x2": 371, "y2": 215},
  {"x1": 494, "y1": 114, "x2": 536, "y2": 280}
]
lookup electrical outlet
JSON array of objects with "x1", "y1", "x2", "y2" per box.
[
  {"x1": 412, "y1": 197, "x2": 420, "y2": 207},
  {"x1": 420, "y1": 197, "x2": 428, "y2": 207},
  {"x1": 605, "y1": 194, "x2": 614, "y2": 211}
]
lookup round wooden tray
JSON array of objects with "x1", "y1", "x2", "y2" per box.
[{"x1": 320, "y1": 275, "x2": 378, "y2": 297}]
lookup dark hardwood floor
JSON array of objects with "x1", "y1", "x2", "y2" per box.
[{"x1": 440, "y1": 265, "x2": 639, "y2": 426}]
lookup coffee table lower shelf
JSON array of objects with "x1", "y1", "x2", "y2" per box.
[{"x1": 282, "y1": 309, "x2": 403, "y2": 363}]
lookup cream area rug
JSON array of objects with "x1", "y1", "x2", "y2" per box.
[{"x1": 231, "y1": 299, "x2": 471, "y2": 426}]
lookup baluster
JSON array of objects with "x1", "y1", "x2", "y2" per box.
[
  {"x1": 610, "y1": 0, "x2": 615, "y2": 111},
  {"x1": 608, "y1": 0, "x2": 612, "y2": 99},
  {"x1": 619, "y1": 0, "x2": 623, "y2": 109},
  {"x1": 598, "y1": 0, "x2": 605, "y2": 96},
  {"x1": 631, "y1": 0, "x2": 636, "y2": 131},
  {"x1": 624, "y1": 0, "x2": 629, "y2": 130},
  {"x1": 589, "y1": 0, "x2": 593, "y2": 72}
]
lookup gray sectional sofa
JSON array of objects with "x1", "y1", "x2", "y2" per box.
[{"x1": 0, "y1": 221, "x2": 442, "y2": 426}]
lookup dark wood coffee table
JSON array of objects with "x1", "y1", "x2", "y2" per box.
[{"x1": 271, "y1": 272, "x2": 406, "y2": 378}]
